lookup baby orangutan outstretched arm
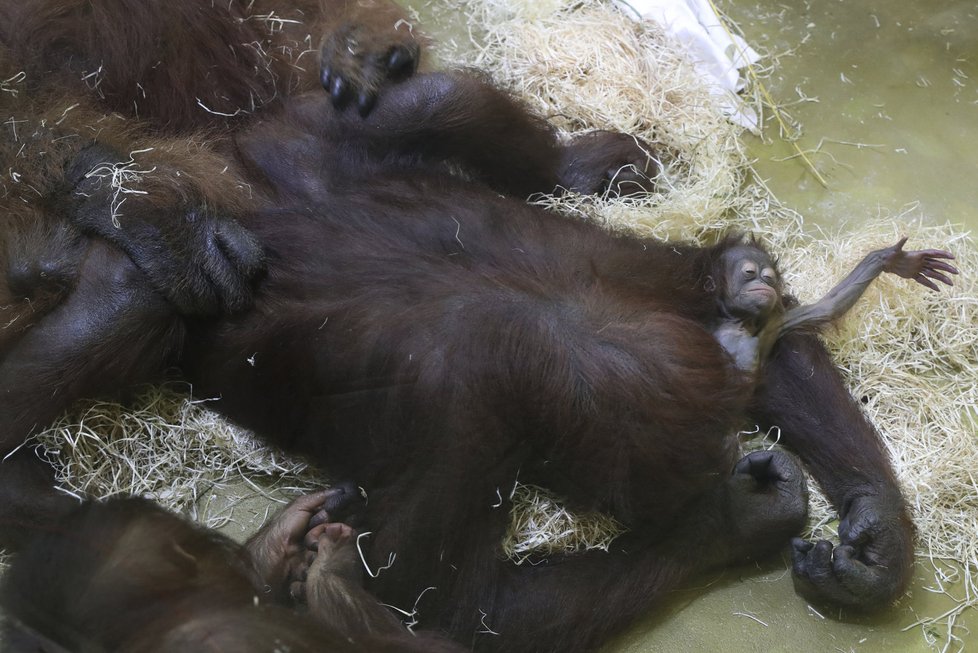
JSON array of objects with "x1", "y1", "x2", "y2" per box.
[
  {"x1": 781, "y1": 237, "x2": 955, "y2": 328},
  {"x1": 756, "y1": 237, "x2": 958, "y2": 364},
  {"x1": 715, "y1": 237, "x2": 958, "y2": 373},
  {"x1": 769, "y1": 237, "x2": 955, "y2": 345}
]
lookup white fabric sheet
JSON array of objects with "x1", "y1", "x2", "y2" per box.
[{"x1": 615, "y1": 0, "x2": 761, "y2": 132}]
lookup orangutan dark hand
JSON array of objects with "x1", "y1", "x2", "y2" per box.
[
  {"x1": 791, "y1": 493, "x2": 914, "y2": 609},
  {"x1": 726, "y1": 451, "x2": 809, "y2": 561},
  {"x1": 880, "y1": 237, "x2": 958, "y2": 291},
  {"x1": 65, "y1": 145, "x2": 265, "y2": 316}
]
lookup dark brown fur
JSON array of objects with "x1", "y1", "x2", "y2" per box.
[
  {"x1": 0, "y1": 0, "x2": 420, "y2": 548},
  {"x1": 1, "y1": 0, "x2": 421, "y2": 133},
  {"x1": 0, "y1": 492, "x2": 464, "y2": 652}
]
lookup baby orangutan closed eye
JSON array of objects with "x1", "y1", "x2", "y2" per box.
[{"x1": 711, "y1": 236, "x2": 958, "y2": 373}]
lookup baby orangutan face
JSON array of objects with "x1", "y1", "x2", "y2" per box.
[{"x1": 723, "y1": 244, "x2": 782, "y2": 321}]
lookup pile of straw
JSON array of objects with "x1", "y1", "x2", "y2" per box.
[
  {"x1": 17, "y1": 0, "x2": 978, "y2": 635},
  {"x1": 32, "y1": 388, "x2": 324, "y2": 529}
]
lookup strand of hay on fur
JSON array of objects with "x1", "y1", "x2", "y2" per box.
[{"x1": 31, "y1": 387, "x2": 326, "y2": 529}]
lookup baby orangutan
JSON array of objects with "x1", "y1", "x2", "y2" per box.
[
  {"x1": 0, "y1": 486, "x2": 462, "y2": 653},
  {"x1": 712, "y1": 236, "x2": 958, "y2": 373}
]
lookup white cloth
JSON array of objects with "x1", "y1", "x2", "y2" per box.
[{"x1": 615, "y1": 0, "x2": 761, "y2": 132}]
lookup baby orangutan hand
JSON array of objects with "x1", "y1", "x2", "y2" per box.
[{"x1": 881, "y1": 237, "x2": 958, "y2": 291}]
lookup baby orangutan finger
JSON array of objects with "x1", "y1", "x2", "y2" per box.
[
  {"x1": 922, "y1": 256, "x2": 959, "y2": 275},
  {"x1": 305, "y1": 522, "x2": 331, "y2": 551},
  {"x1": 920, "y1": 267, "x2": 954, "y2": 286},
  {"x1": 915, "y1": 248, "x2": 956, "y2": 261},
  {"x1": 914, "y1": 273, "x2": 940, "y2": 291}
]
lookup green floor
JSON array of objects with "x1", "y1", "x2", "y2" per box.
[
  {"x1": 732, "y1": 0, "x2": 978, "y2": 233},
  {"x1": 607, "y1": 560, "x2": 976, "y2": 651}
]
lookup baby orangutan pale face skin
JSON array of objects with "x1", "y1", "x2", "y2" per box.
[{"x1": 723, "y1": 244, "x2": 782, "y2": 322}]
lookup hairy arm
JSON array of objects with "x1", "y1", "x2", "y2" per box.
[{"x1": 755, "y1": 237, "x2": 957, "y2": 363}]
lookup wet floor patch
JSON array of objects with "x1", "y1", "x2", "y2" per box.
[{"x1": 725, "y1": 0, "x2": 978, "y2": 231}]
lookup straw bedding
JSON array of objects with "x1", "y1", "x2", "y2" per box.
[{"x1": 13, "y1": 0, "x2": 978, "y2": 635}]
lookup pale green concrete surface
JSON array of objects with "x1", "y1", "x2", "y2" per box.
[{"x1": 730, "y1": 0, "x2": 978, "y2": 233}]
